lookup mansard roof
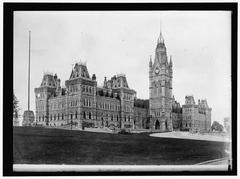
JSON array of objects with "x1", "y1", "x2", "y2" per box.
[
  {"x1": 40, "y1": 73, "x2": 57, "y2": 88},
  {"x1": 198, "y1": 99, "x2": 210, "y2": 109},
  {"x1": 185, "y1": 95, "x2": 196, "y2": 105},
  {"x1": 69, "y1": 62, "x2": 90, "y2": 79},
  {"x1": 104, "y1": 74, "x2": 130, "y2": 89}
]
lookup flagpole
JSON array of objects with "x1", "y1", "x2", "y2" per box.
[{"x1": 28, "y1": 30, "x2": 31, "y2": 111}]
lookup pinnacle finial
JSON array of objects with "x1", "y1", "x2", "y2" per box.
[
  {"x1": 169, "y1": 56, "x2": 173, "y2": 67},
  {"x1": 160, "y1": 19, "x2": 162, "y2": 36}
]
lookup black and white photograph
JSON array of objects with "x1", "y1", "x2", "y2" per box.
[{"x1": 3, "y1": 2, "x2": 237, "y2": 176}]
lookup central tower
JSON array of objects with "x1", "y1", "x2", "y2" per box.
[{"x1": 149, "y1": 30, "x2": 173, "y2": 131}]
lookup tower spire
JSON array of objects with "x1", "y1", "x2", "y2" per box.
[{"x1": 158, "y1": 20, "x2": 164, "y2": 44}]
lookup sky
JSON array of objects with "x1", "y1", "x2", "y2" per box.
[{"x1": 14, "y1": 11, "x2": 231, "y2": 125}]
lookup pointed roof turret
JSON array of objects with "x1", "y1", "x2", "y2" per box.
[
  {"x1": 169, "y1": 56, "x2": 173, "y2": 66},
  {"x1": 149, "y1": 55, "x2": 152, "y2": 67}
]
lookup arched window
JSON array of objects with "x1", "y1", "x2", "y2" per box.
[
  {"x1": 50, "y1": 115, "x2": 52, "y2": 121},
  {"x1": 83, "y1": 111, "x2": 86, "y2": 119},
  {"x1": 111, "y1": 114, "x2": 113, "y2": 121},
  {"x1": 89, "y1": 112, "x2": 91, "y2": 119},
  {"x1": 75, "y1": 111, "x2": 78, "y2": 119},
  {"x1": 62, "y1": 113, "x2": 64, "y2": 120},
  {"x1": 71, "y1": 114, "x2": 73, "y2": 119}
]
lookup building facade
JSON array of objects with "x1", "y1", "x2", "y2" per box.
[
  {"x1": 34, "y1": 63, "x2": 148, "y2": 130},
  {"x1": 34, "y1": 31, "x2": 211, "y2": 132}
]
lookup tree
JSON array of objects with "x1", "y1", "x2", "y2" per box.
[
  {"x1": 211, "y1": 121, "x2": 224, "y2": 132},
  {"x1": 13, "y1": 92, "x2": 20, "y2": 120}
]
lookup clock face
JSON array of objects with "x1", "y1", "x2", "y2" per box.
[{"x1": 155, "y1": 68, "x2": 160, "y2": 74}]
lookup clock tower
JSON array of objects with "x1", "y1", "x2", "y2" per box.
[{"x1": 149, "y1": 30, "x2": 173, "y2": 131}]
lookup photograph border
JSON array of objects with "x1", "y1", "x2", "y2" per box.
[{"x1": 3, "y1": 2, "x2": 238, "y2": 176}]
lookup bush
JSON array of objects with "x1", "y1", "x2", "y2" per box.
[{"x1": 118, "y1": 129, "x2": 131, "y2": 135}]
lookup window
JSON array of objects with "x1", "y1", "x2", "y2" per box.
[
  {"x1": 89, "y1": 112, "x2": 91, "y2": 119},
  {"x1": 62, "y1": 114, "x2": 64, "y2": 120},
  {"x1": 71, "y1": 114, "x2": 73, "y2": 119},
  {"x1": 75, "y1": 111, "x2": 77, "y2": 119}
]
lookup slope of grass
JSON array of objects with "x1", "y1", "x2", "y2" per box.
[{"x1": 13, "y1": 127, "x2": 229, "y2": 165}]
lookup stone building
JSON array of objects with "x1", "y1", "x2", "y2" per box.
[
  {"x1": 34, "y1": 31, "x2": 211, "y2": 132},
  {"x1": 34, "y1": 62, "x2": 148, "y2": 130},
  {"x1": 181, "y1": 95, "x2": 212, "y2": 133}
]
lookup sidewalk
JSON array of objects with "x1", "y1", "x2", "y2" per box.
[{"x1": 150, "y1": 131, "x2": 231, "y2": 142}]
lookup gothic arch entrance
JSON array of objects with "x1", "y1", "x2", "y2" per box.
[{"x1": 155, "y1": 120, "x2": 160, "y2": 130}]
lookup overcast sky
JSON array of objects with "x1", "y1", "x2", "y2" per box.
[{"x1": 14, "y1": 11, "x2": 231, "y2": 125}]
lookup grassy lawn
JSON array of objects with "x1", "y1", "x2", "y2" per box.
[{"x1": 13, "y1": 127, "x2": 229, "y2": 165}]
